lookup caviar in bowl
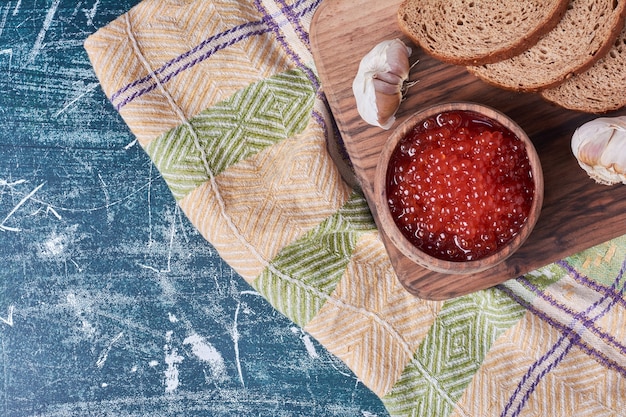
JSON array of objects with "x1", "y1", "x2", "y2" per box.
[{"x1": 374, "y1": 102, "x2": 543, "y2": 275}]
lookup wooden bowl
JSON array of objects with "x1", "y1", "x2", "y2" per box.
[{"x1": 374, "y1": 102, "x2": 544, "y2": 275}]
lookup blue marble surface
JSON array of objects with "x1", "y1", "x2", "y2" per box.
[{"x1": 0, "y1": 1, "x2": 388, "y2": 415}]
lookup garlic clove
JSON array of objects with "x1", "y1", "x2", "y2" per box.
[
  {"x1": 572, "y1": 116, "x2": 626, "y2": 185},
  {"x1": 374, "y1": 90, "x2": 403, "y2": 129},
  {"x1": 352, "y1": 39, "x2": 412, "y2": 130}
]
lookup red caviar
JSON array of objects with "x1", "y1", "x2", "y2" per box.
[{"x1": 386, "y1": 110, "x2": 534, "y2": 262}]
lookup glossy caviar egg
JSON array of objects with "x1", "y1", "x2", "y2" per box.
[{"x1": 385, "y1": 110, "x2": 535, "y2": 262}]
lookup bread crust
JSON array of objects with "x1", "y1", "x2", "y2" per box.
[
  {"x1": 540, "y1": 22, "x2": 626, "y2": 113},
  {"x1": 466, "y1": 0, "x2": 626, "y2": 92},
  {"x1": 397, "y1": 0, "x2": 571, "y2": 66}
]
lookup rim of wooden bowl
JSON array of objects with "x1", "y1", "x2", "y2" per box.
[{"x1": 374, "y1": 102, "x2": 544, "y2": 275}]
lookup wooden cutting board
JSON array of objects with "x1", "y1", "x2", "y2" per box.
[{"x1": 310, "y1": 0, "x2": 626, "y2": 300}]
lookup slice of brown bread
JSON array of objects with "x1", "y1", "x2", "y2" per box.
[
  {"x1": 541, "y1": 22, "x2": 626, "y2": 113},
  {"x1": 397, "y1": 0, "x2": 571, "y2": 66},
  {"x1": 467, "y1": 0, "x2": 626, "y2": 92}
]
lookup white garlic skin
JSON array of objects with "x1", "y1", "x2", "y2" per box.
[
  {"x1": 352, "y1": 39, "x2": 412, "y2": 130},
  {"x1": 571, "y1": 116, "x2": 626, "y2": 185}
]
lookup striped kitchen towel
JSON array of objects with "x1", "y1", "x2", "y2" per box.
[{"x1": 84, "y1": 0, "x2": 626, "y2": 415}]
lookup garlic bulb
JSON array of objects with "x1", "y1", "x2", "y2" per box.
[
  {"x1": 571, "y1": 116, "x2": 626, "y2": 185},
  {"x1": 352, "y1": 39, "x2": 413, "y2": 130}
]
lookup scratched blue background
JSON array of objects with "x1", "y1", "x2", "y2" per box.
[{"x1": 0, "y1": 1, "x2": 388, "y2": 416}]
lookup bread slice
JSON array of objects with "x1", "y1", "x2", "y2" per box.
[
  {"x1": 397, "y1": 0, "x2": 571, "y2": 66},
  {"x1": 541, "y1": 22, "x2": 626, "y2": 113},
  {"x1": 467, "y1": 0, "x2": 626, "y2": 92}
]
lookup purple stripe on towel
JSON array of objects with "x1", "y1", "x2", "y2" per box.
[
  {"x1": 503, "y1": 333, "x2": 577, "y2": 417},
  {"x1": 498, "y1": 257, "x2": 626, "y2": 417},
  {"x1": 517, "y1": 268, "x2": 626, "y2": 355},
  {"x1": 276, "y1": 0, "x2": 317, "y2": 48},
  {"x1": 499, "y1": 286, "x2": 626, "y2": 375},
  {"x1": 110, "y1": 19, "x2": 265, "y2": 103},
  {"x1": 254, "y1": 0, "x2": 321, "y2": 91},
  {"x1": 111, "y1": 0, "x2": 322, "y2": 110},
  {"x1": 557, "y1": 259, "x2": 626, "y2": 310},
  {"x1": 113, "y1": 27, "x2": 271, "y2": 110}
]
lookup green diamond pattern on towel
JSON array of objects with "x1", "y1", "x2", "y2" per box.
[
  {"x1": 383, "y1": 288, "x2": 526, "y2": 417},
  {"x1": 254, "y1": 192, "x2": 377, "y2": 327},
  {"x1": 144, "y1": 68, "x2": 316, "y2": 200}
]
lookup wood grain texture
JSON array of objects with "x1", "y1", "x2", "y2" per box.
[{"x1": 310, "y1": 0, "x2": 626, "y2": 300}]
